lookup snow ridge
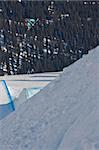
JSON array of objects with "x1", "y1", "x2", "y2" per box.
[{"x1": 0, "y1": 46, "x2": 99, "y2": 150}]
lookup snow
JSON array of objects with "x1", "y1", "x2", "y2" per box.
[
  {"x1": 17, "y1": 0, "x2": 22, "y2": 3},
  {"x1": 0, "y1": 46, "x2": 99, "y2": 150},
  {"x1": 0, "y1": 82, "x2": 9, "y2": 104},
  {"x1": 0, "y1": 72, "x2": 61, "y2": 120}
]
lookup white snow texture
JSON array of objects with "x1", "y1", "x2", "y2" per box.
[{"x1": 0, "y1": 46, "x2": 99, "y2": 150}]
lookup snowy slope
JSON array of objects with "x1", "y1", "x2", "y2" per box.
[
  {"x1": 0, "y1": 46, "x2": 99, "y2": 150},
  {"x1": 0, "y1": 72, "x2": 61, "y2": 120}
]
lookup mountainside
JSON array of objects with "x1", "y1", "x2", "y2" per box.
[
  {"x1": 0, "y1": 1, "x2": 99, "y2": 74},
  {"x1": 0, "y1": 46, "x2": 99, "y2": 150}
]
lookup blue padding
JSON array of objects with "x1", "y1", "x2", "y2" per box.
[{"x1": 2, "y1": 80, "x2": 15, "y2": 111}]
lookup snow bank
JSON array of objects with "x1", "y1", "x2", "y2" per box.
[
  {"x1": 0, "y1": 46, "x2": 99, "y2": 150},
  {"x1": 14, "y1": 87, "x2": 42, "y2": 107},
  {"x1": 0, "y1": 72, "x2": 61, "y2": 119}
]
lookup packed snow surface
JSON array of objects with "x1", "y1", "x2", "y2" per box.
[
  {"x1": 0, "y1": 72, "x2": 61, "y2": 119},
  {"x1": 0, "y1": 46, "x2": 99, "y2": 150}
]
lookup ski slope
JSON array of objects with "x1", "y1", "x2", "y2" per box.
[
  {"x1": 0, "y1": 72, "x2": 61, "y2": 105},
  {"x1": 0, "y1": 46, "x2": 99, "y2": 150},
  {"x1": 0, "y1": 72, "x2": 61, "y2": 120}
]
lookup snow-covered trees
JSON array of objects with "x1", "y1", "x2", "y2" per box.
[{"x1": 0, "y1": 1, "x2": 99, "y2": 75}]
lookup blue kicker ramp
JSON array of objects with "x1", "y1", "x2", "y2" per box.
[{"x1": 0, "y1": 80, "x2": 15, "y2": 120}]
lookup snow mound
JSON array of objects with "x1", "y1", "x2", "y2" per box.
[{"x1": 0, "y1": 46, "x2": 99, "y2": 150}]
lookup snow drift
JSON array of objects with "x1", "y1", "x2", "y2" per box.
[{"x1": 0, "y1": 46, "x2": 99, "y2": 150}]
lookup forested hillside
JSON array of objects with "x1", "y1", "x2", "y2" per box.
[{"x1": 0, "y1": 1, "x2": 99, "y2": 75}]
